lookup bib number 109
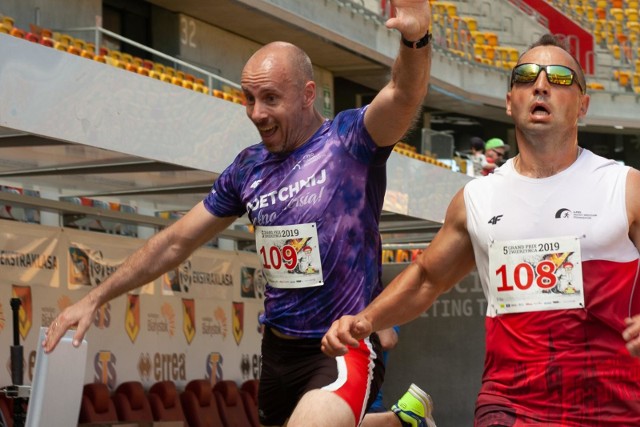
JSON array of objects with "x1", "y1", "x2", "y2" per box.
[
  {"x1": 495, "y1": 260, "x2": 557, "y2": 292},
  {"x1": 259, "y1": 245, "x2": 298, "y2": 270}
]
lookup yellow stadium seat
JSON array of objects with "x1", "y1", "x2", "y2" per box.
[
  {"x1": 485, "y1": 32, "x2": 499, "y2": 46},
  {"x1": 10, "y1": 27, "x2": 25, "y2": 38},
  {"x1": 461, "y1": 16, "x2": 477, "y2": 31},
  {"x1": 617, "y1": 70, "x2": 631, "y2": 87},
  {"x1": 67, "y1": 45, "x2": 81, "y2": 55},
  {"x1": 153, "y1": 63, "x2": 166, "y2": 74},
  {"x1": 1, "y1": 16, "x2": 14, "y2": 29},
  {"x1": 610, "y1": 8, "x2": 624, "y2": 21},
  {"x1": 626, "y1": 8, "x2": 638, "y2": 22},
  {"x1": 470, "y1": 31, "x2": 485, "y2": 45}
]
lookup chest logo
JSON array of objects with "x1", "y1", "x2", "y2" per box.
[{"x1": 488, "y1": 215, "x2": 503, "y2": 225}]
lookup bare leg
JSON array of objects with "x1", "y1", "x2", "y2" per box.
[
  {"x1": 361, "y1": 412, "x2": 402, "y2": 427},
  {"x1": 287, "y1": 389, "x2": 355, "y2": 427}
]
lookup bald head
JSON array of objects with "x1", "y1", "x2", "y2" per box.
[{"x1": 243, "y1": 42, "x2": 314, "y2": 89}]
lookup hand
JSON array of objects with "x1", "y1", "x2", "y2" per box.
[
  {"x1": 623, "y1": 315, "x2": 640, "y2": 357},
  {"x1": 321, "y1": 315, "x2": 373, "y2": 357},
  {"x1": 42, "y1": 295, "x2": 98, "y2": 353},
  {"x1": 387, "y1": 0, "x2": 431, "y2": 42}
]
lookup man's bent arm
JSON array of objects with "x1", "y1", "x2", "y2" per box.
[{"x1": 322, "y1": 189, "x2": 476, "y2": 355}]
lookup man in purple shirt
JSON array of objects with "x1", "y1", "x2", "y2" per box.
[{"x1": 45, "y1": 1, "x2": 435, "y2": 426}]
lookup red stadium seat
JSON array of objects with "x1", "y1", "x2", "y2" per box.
[
  {"x1": 0, "y1": 392, "x2": 13, "y2": 427},
  {"x1": 147, "y1": 380, "x2": 187, "y2": 425},
  {"x1": 180, "y1": 379, "x2": 224, "y2": 427},
  {"x1": 213, "y1": 380, "x2": 252, "y2": 427},
  {"x1": 240, "y1": 379, "x2": 260, "y2": 427},
  {"x1": 112, "y1": 381, "x2": 153, "y2": 422},
  {"x1": 78, "y1": 383, "x2": 118, "y2": 423}
]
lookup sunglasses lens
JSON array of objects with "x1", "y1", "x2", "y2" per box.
[
  {"x1": 513, "y1": 64, "x2": 540, "y2": 83},
  {"x1": 546, "y1": 65, "x2": 574, "y2": 86}
]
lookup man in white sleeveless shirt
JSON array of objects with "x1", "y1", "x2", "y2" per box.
[{"x1": 322, "y1": 34, "x2": 640, "y2": 426}]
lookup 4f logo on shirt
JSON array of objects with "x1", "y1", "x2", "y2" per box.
[{"x1": 488, "y1": 215, "x2": 503, "y2": 225}]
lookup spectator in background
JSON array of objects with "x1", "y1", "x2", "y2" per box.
[
  {"x1": 469, "y1": 136, "x2": 486, "y2": 177},
  {"x1": 367, "y1": 326, "x2": 401, "y2": 413},
  {"x1": 481, "y1": 137, "x2": 509, "y2": 175}
]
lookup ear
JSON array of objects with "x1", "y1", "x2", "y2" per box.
[
  {"x1": 506, "y1": 91, "x2": 512, "y2": 117},
  {"x1": 303, "y1": 81, "x2": 316, "y2": 108},
  {"x1": 578, "y1": 93, "x2": 590, "y2": 119}
]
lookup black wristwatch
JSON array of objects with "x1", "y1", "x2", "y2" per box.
[{"x1": 402, "y1": 31, "x2": 432, "y2": 49}]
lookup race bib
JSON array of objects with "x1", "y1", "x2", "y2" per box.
[
  {"x1": 488, "y1": 236, "x2": 584, "y2": 314},
  {"x1": 254, "y1": 223, "x2": 323, "y2": 289}
]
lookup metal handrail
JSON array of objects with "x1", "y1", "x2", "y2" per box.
[{"x1": 60, "y1": 26, "x2": 241, "y2": 91}]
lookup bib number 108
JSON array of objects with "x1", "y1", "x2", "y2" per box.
[{"x1": 495, "y1": 260, "x2": 557, "y2": 292}]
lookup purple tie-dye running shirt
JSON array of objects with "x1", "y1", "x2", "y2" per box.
[{"x1": 203, "y1": 107, "x2": 392, "y2": 337}]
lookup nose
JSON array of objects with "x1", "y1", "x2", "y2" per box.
[
  {"x1": 248, "y1": 100, "x2": 267, "y2": 122},
  {"x1": 533, "y1": 69, "x2": 550, "y2": 95}
]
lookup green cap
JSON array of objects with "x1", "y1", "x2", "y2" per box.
[{"x1": 485, "y1": 138, "x2": 510, "y2": 152}]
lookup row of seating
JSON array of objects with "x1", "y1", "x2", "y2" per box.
[
  {"x1": 0, "y1": 379, "x2": 259, "y2": 427},
  {"x1": 394, "y1": 142, "x2": 452, "y2": 169},
  {"x1": 429, "y1": 1, "x2": 521, "y2": 70},
  {"x1": 0, "y1": 14, "x2": 247, "y2": 104},
  {"x1": 79, "y1": 379, "x2": 259, "y2": 427},
  {"x1": 547, "y1": 0, "x2": 640, "y2": 92}
]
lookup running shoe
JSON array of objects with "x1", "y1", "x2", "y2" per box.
[{"x1": 391, "y1": 383, "x2": 436, "y2": 427}]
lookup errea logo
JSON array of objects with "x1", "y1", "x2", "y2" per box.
[{"x1": 488, "y1": 215, "x2": 503, "y2": 225}]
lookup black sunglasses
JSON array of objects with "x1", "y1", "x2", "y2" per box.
[{"x1": 510, "y1": 63, "x2": 585, "y2": 94}]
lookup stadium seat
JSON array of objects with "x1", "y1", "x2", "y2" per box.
[
  {"x1": 180, "y1": 379, "x2": 224, "y2": 427},
  {"x1": 148, "y1": 380, "x2": 187, "y2": 425},
  {"x1": 214, "y1": 380, "x2": 252, "y2": 427},
  {"x1": 112, "y1": 381, "x2": 154, "y2": 422},
  {"x1": 0, "y1": 392, "x2": 13, "y2": 427},
  {"x1": 78, "y1": 382, "x2": 119, "y2": 423},
  {"x1": 240, "y1": 380, "x2": 260, "y2": 427}
]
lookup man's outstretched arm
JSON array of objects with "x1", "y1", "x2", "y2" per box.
[{"x1": 43, "y1": 201, "x2": 236, "y2": 352}]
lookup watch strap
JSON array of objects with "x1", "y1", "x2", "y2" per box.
[{"x1": 402, "y1": 31, "x2": 432, "y2": 49}]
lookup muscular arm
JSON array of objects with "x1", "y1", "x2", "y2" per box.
[
  {"x1": 627, "y1": 168, "x2": 640, "y2": 252},
  {"x1": 623, "y1": 168, "x2": 640, "y2": 357},
  {"x1": 44, "y1": 202, "x2": 237, "y2": 351},
  {"x1": 322, "y1": 189, "x2": 477, "y2": 355},
  {"x1": 364, "y1": 0, "x2": 432, "y2": 147}
]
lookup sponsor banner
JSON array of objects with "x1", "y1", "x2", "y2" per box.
[
  {"x1": 0, "y1": 219, "x2": 265, "y2": 390},
  {"x1": 0, "y1": 221, "x2": 59, "y2": 287}
]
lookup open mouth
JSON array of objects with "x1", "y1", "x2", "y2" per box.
[
  {"x1": 531, "y1": 104, "x2": 550, "y2": 117},
  {"x1": 258, "y1": 124, "x2": 277, "y2": 138}
]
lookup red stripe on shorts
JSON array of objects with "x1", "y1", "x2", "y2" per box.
[{"x1": 322, "y1": 336, "x2": 375, "y2": 425}]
